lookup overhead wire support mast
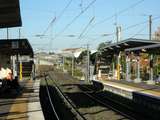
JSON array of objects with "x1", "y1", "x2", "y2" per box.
[
  {"x1": 87, "y1": 44, "x2": 90, "y2": 83},
  {"x1": 149, "y1": 15, "x2": 152, "y2": 40},
  {"x1": 106, "y1": 16, "x2": 160, "y2": 38}
]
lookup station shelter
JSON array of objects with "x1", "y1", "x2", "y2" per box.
[
  {"x1": 125, "y1": 43, "x2": 160, "y2": 84},
  {"x1": 96, "y1": 38, "x2": 160, "y2": 84},
  {"x1": 0, "y1": 0, "x2": 33, "y2": 82},
  {"x1": 0, "y1": 39, "x2": 34, "y2": 81}
]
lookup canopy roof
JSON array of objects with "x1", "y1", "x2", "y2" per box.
[
  {"x1": 125, "y1": 43, "x2": 160, "y2": 54},
  {"x1": 104, "y1": 38, "x2": 160, "y2": 55},
  {"x1": 0, "y1": 0, "x2": 22, "y2": 28},
  {"x1": 0, "y1": 39, "x2": 33, "y2": 57}
]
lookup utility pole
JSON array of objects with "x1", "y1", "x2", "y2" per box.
[
  {"x1": 116, "y1": 25, "x2": 121, "y2": 80},
  {"x1": 116, "y1": 26, "x2": 121, "y2": 43},
  {"x1": 87, "y1": 44, "x2": 90, "y2": 82},
  {"x1": 149, "y1": 15, "x2": 152, "y2": 40},
  {"x1": 63, "y1": 56, "x2": 65, "y2": 72},
  {"x1": 116, "y1": 26, "x2": 119, "y2": 43},
  {"x1": 72, "y1": 52, "x2": 74, "y2": 76},
  {"x1": 19, "y1": 28, "x2": 21, "y2": 39},
  {"x1": 7, "y1": 28, "x2": 9, "y2": 39}
]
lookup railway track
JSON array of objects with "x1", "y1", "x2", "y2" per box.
[
  {"x1": 79, "y1": 85, "x2": 149, "y2": 120},
  {"x1": 44, "y1": 75, "x2": 60, "y2": 120},
  {"x1": 41, "y1": 71, "x2": 142, "y2": 120},
  {"x1": 78, "y1": 86, "x2": 136, "y2": 120},
  {"x1": 39, "y1": 69, "x2": 153, "y2": 120},
  {"x1": 42, "y1": 73, "x2": 86, "y2": 120}
]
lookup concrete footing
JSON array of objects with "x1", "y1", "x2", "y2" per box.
[
  {"x1": 134, "y1": 78, "x2": 141, "y2": 83},
  {"x1": 147, "y1": 80, "x2": 155, "y2": 85}
]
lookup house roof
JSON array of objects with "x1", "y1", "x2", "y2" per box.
[
  {"x1": 0, "y1": 0, "x2": 22, "y2": 28},
  {"x1": 0, "y1": 39, "x2": 33, "y2": 57}
]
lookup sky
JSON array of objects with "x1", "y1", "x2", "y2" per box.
[{"x1": 1, "y1": 0, "x2": 160, "y2": 52}]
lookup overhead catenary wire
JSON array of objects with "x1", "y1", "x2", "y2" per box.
[
  {"x1": 80, "y1": 16, "x2": 160, "y2": 49},
  {"x1": 42, "y1": 17, "x2": 56, "y2": 36},
  {"x1": 83, "y1": 0, "x2": 145, "y2": 37},
  {"x1": 130, "y1": 25, "x2": 147, "y2": 38},
  {"x1": 94, "y1": 0, "x2": 145, "y2": 26},
  {"x1": 78, "y1": 16, "x2": 95, "y2": 39},
  {"x1": 41, "y1": 0, "x2": 73, "y2": 36},
  {"x1": 53, "y1": 0, "x2": 97, "y2": 40},
  {"x1": 128, "y1": 16, "x2": 160, "y2": 38},
  {"x1": 68, "y1": 15, "x2": 160, "y2": 50},
  {"x1": 56, "y1": 0, "x2": 73, "y2": 21},
  {"x1": 66, "y1": 16, "x2": 160, "y2": 50},
  {"x1": 99, "y1": 16, "x2": 160, "y2": 38},
  {"x1": 43, "y1": 0, "x2": 96, "y2": 51},
  {"x1": 47, "y1": 0, "x2": 142, "y2": 49},
  {"x1": 122, "y1": 16, "x2": 160, "y2": 33}
]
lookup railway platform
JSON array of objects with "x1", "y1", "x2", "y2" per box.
[
  {"x1": 0, "y1": 78, "x2": 44, "y2": 120},
  {"x1": 93, "y1": 79, "x2": 160, "y2": 99}
]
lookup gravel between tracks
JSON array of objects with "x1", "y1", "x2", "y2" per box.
[{"x1": 48, "y1": 70, "x2": 130, "y2": 120}]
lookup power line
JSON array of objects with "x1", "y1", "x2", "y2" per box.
[
  {"x1": 56, "y1": 0, "x2": 73, "y2": 21},
  {"x1": 81, "y1": 16, "x2": 160, "y2": 48},
  {"x1": 41, "y1": 0, "x2": 73, "y2": 36},
  {"x1": 127, "y1": 16, "x2": 160, "y2": 39},
  {"x1": 129, "y1": 25, "x2": 147, "y2": 38},
  {"x1": 78, "y1": 16, "x2": 95, "y2": 39},
  {"x1": 42, "y1": 17, "x2": 56, "y2": 36},
  {"x1": 83, "y1": 0, "x2": 145, "y2": 37},
  {"x1": 122, "y1": 16, "x2": 160, "y2": 32},
  {"x1": 54, "y1": 0, "x2": 97, "y2": 39},
  {"x1": 100, "y1": 16, "x2": 160, "y2": 38},
  {"x1": 44, "y1": 0, "x2": 96, "y2": 50},
  {"x1": 94, "y1": 0, "x2": 145, "y2": 26}
]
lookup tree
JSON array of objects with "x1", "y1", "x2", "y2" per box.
[
  {"x1": 97, "y1": 42, "x2": 107, "y2": 51},
  {"x1": 96, "y1": 42, "x2": 111, "y2": 58},
  {"x1": 76, "y1": 50, "x2": 88, "y2": 64}
]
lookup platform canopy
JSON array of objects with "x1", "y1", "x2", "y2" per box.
[
  {"x1": 0, "y1": 39, "x2": 33, "y2": 57},
  {"x1": 104, "y1": 38, "x2": 160, "y2": 55},
  {"x1": 125, "y1": 43, "x2": 160, "y2": 54},
  {"x1": 0, "y1": 0, "x2": 22, "y2": 28}
]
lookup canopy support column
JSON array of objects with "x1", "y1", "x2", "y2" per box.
[
  {"x1": 147, "y1": 54, "x2": 155, "y2": 84},
  {"x1": 126, "y1": 52, "x2": 131, "y2": 81},
  {"x1": 116, "y1": 52, "x2": 121, "y2": 80},
  {"x1": 134, "y1": 53, "x2": 141, "y2": 83}
]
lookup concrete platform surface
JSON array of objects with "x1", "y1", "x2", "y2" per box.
[
  {"x1": 28, "y1": 79, "x2": 44, "y2": 120},
  {"x1": 0, "y1": 78, "x2": 44, "y2": 120},
  {"x1": 101, "y1": 79, "x2": 160, "y2": 97}
]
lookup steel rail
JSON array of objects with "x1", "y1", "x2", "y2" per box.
[
  {"x1": 44, "y1": 75, "x2": 60, "y2": 120},
  {"x1": 81, "y1": 85, "x2": 134, "y2": 109},
  {"x1": 47, "y1": 73, "x2": 87, "y2": 120},
  {"x1": 80, "y1": 85, "x2": 144, "y2": 120},
  {"x1": 46, "y1": 71, "x2": 143, "y2": 120}
]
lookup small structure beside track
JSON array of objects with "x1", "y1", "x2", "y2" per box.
[{"x1": 0, "y1": 39, "x2": 34, "y2": 91}]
